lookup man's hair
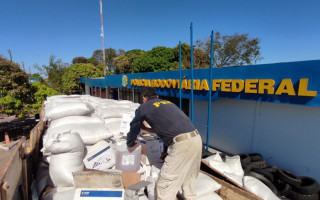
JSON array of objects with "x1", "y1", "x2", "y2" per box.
[{"x1": 141, "y1": 87, "x2": 157, "y2": 98}]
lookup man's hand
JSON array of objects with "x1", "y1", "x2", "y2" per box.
[{"x1": 127, "y1": 142, "x2": 139, "y2": 153}]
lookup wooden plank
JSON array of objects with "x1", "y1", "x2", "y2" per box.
[
  {"x1": 20, "y1": 137, "x2": 28, "y2": 199},
  {"x1": 0, "y1": 140, "x2": 23, "y2": 200},
  {"x1": 27, "y1": 118, "x2": 45, "y2": 155},
  {"x1": 27, "y1": 102, "x2": 46, "y2": 155},
  {"x1": 201, "y1": 171, "x2": 262, "y2": 200}
]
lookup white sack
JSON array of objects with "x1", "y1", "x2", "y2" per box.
[
  {"x1": 104, "y1": 118, "x2": 122, "y2": 136},
  {"x1": 49, "y1": 151, "x2": 84, "y2": 187},
  {"x1": 45, "y1": 131, "x2": 85, "y2": 154},
  {"x1": 243, "y1": 176, "x2": 280, "y2": 200},
  {"x1": 195, "y1": 173, "x2": 221, "y2": 197},
  {"x1": 47, "y1": 123, "x2": 113, "y2": 145},
  {"x1": 204, "y1": 154, "x2": 244, "y2": 186},
  {"x1": 49, "y1": 116, "x2": 103, "y2": 130},
  {"x1": 44, "y1": 95, "x2": 70, "y2": 105},
  {"x1": 224, "y1": 155, "x2": 244, "y2": 177},
  {"x1": 99, "y1": 107, "x2": 135, "y2": 119},
  {"x1": 46, "y1": 132, "x2": 85, "y2": 187},
  {"x1": 44, "y1": 102, "x2": 93, "y2": 121}
]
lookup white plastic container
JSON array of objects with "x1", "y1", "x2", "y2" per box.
[
  {"x1": 115, "y1": 140, "x2": 141, "y2": 172},
  {"x1": 138, "y1": 135, "x2": 163, "y2": 165}
]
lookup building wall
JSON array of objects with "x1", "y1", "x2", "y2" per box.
[{"x1": 193, "y1": 99, "x2": 320, "y2": 182}]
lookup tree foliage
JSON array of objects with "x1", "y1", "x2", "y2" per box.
[
  {"x1": 87, "y1": 57, "x2": 100, "y2": 66},
  {"x1": 61, "y1": 63, "x2": 103, "y2": 94},
  {"x1": 172, "y1": 43, "x2": 191, "y2": 70},
  {"x1": 114, "y1": 49, "x2": 145, "y2": 74},
  {"x1": 91, "y1": 48, "x2": 124, "y2": 73},
  {"x1": 0, "y1": 55, "x2": 32, "y2": 117},
  {"x1": 171, "y1": 43, "x2": 210, "y2": 70},
  {"x1": 72, "y1": 56, "x2": 88, "y2": 64},
  {"x1": 29, "y1": 82, "x2": 61, "y2": 114},
  {"x1": 196, "y1": 32, "x2": 262, "y2": 67},
  {"x1": 35, "y1": 55, "x2": 69, "y2": 92},
  {"x1": 132, "y1": 47, "x2": 175, "y2": 73}
]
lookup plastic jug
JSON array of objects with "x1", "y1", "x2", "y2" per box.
[{"x1": 115, "y1": 140, "x2": 141, "y2": 172}]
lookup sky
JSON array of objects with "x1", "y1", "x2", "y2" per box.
[{"x1": 0, "y1": 0, "x2": 319, "y2": 74}]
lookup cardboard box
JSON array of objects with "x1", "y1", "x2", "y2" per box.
[
  {"x1": 72, "y1": 171, "x2": 142, "y2": 200},
  {"x1": 73, "y1": 171, "x2": 124, "y2": 200},
  {"x1": 121, "y1": 172, "x2": 141, "y2": 188}
]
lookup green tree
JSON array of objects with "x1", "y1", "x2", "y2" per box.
[
  {"x1": 171, "y1": 43, "x2": 210, "y2": 70},
  {"x1": 87, "y1": 57, "x2": 100, "y2": 66},
  {"x1": 91, "y1": 48, "x2": 122, "y2": 73},
  {"x1": 132, "y1": 47, "x2": 175, "y2": 73},
  {"x1": 196, "y1": 32, "x2": 262, "y2": 67},
  {"x1": 172, "y1": 43, "x2": 191, "y2": 70},
  {"x1": 114, "y1": 49, "x2": 145, "y2": 74},
  {"x1": 35, "y1": 55, "x2": 69, "y2": 93},
  {"x1": 72, "y1": 56, "x2": 88, "y2": 64},
  {"x1": 0, "y1": 55, "x2": 32, "y2": 118},
  {"x1": 29, "y1": 82, "x2": 60, "y2": 113},
  {"x1": 61, "y1": 63, "x2": 103, "y2": 94}
]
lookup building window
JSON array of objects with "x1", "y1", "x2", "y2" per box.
[{"x1": 119, "y1": 88, "x2": 132, "y2": 101}]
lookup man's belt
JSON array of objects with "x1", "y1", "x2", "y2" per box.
[{"x1": 172, "y1": 130, "x2": 199, "y2": 144}]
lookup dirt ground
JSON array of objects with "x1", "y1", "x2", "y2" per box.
[{"x1": 0, "y1": 114, "x2": 38, "y2": 143}]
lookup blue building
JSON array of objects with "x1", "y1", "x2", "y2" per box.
[{"x1": 80, "y1": 59, "x2": 320, "y2": 182}]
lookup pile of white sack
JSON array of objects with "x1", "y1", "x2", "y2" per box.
[
  {"x1": 204, "y1": 154, "x2": 280, "y2": 200},
  {"x1": 34, "y1": 95, "x2": 222, "y2": 200}
]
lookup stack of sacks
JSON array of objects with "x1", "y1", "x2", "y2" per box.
[
  {"x1": 44, "y1": 95, "x2": 93, "y2": 122},
  {"x1": 78, "y1": 95, "x2": 139, "y2": 139},
  {"x1": 46, "y1": 115, "x2": 112, "y2": 145},
  {"x1": 203, "y1": 153, "x2": 280, "y2": 200},
  {"x1": 42, "y1": 95, "x2": 114, "y2": 145},
  {"x1": 44, "y1": 131, "x2": 85, "y2": 187}
]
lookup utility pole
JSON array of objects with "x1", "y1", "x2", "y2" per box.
[
  {"x1": 99, "y1": 0, "x2": 106, "y2": 76},
  {"x1": 8, "y1": 49, "x2": 12, "y2": 62},
  {"x1": 22, "y1": 61, "x2": 26, "y2": 72}
]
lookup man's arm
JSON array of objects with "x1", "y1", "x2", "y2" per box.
[
  {"x1": 126, "y1": 108, "x2": 142, "y2": 149},
  {"x1": 141, "y1": 121, "x2": 156, "y2": 133}
]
